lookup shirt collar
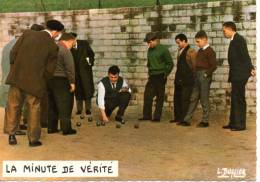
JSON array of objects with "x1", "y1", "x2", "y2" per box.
[
  {"x1": 43, "y1": 30, "x2": 52, "y2": 38},
  {"x1": 202, "y1": 44, "x2": 209, "y2": 50},
  {"x1": 231, "y1": 32, "x2": 236, "y2": 41},
  {"x1": 74, "y1": 42, "x2": 78, "y2": 49}
]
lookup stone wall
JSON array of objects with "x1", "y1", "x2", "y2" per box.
[{"x1": 0, "y1": 0, "x2": 256, "y2": 113}]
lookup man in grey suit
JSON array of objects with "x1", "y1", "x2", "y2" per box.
[
  {"x1": 222, "y1": 21, "x2": 255, "y2": 131},
  {"x1": 5, "y1": 20, "x2": 64, "y2": 146}
]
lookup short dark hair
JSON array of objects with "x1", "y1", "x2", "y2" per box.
[
  {"x1": 46, "y1": 20, "x2": 64, "y2": 31},
  {"x1": 175, "y1": 33, "x2": 188, "y2": 42},
  {"x1": 223, "y1": 21, "x2": 237, "y2": 32},
  {"x1": 144, "y1": 32, "x2": 159, "y2": 42},
  {"x1": 30, "y1": 24, "x2": 44, "y2": 31},
  {"x1": 59, "y1": 32, "x2": 76, "y2": 41},
  {"x1": 195, "y1": 30, "x2": 208, "y2": 39},
  {"x1": 108, "y1": 65, "x2": 120, "y2": 75}
]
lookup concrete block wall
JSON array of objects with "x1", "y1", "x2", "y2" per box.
[{"x1": 0, "y1": 0, "x2": 256, "y2": 113}]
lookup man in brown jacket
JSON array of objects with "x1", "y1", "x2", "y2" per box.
[{"x1": 5, "y1": 20, "x2": 64, "y2": 147}]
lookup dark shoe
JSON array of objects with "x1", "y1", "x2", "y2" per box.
[
  {"x1": 47, "y1": 129, "x2": 59, "y2": 134},
  {"x1": 115, "y1": 116, "x2": 125, "y2": 124},
  {"x1": 223, "y1": 125, "x2": 232, "y2": 129},
  {"x1": 138, "y1": 117, "x2": 151, "y2": 121},
  {"x1": 151, "y1": 119, "x2": 160, "y2": 122},
  {"x1": 76, "y1": 111, "x2": 82, "y2": 115},
  {"x1": 231, "y1": 127, "x2": 246, "y2": 131},
  {"x1": 177, "y1": 121, "x2": 191, "y2": 126},
  {"x1": 19, "y1": 124, "x2": 27, "y2": 130},
  {"x1": 29, "y1": 141, "x2": 42, "y2": 147},
  {"x1": 15, "y1": 130, "x2": 26, "y2": 135},
  {"x1": 63, "y1": 129, "x2": 77, "y2": 135},
  {"x1": 86, "y1": 110, "x2": 91, "y2": 115},
  {"x1": 169, "y1": 119, "x2": 179, "y2": 123},
  {"x1": 9, "y1": 135, "x2": 17, "y2": 145},
  {"x1": 196, "y1": 122, "x2": 209, "y2": 128}
]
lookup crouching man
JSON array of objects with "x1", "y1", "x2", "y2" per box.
[{"x1": 97, "y1": 65, "x2": 131, "y2": 126}]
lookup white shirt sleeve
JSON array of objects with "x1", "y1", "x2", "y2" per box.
[
  {"x1": 97, "y1": 82, "x2": 106, "y2": 110},
  {"x1": 122, "y1": 79, "x2": 131, "y2": 93}
]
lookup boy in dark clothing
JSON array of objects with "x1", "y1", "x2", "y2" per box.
[
  {"x1": 170, "y1": 34, "x2": 197, "y2": 125},
  {"x1": 181, "y1": 30, "x2": 217, "y2": 127},
  {"x1": 139, "y1": 32, "x2": 174, "y2": 122}
]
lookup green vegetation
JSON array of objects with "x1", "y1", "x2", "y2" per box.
[{"x1": 0, "y1": 0, "x2": 218, "y2": 13}]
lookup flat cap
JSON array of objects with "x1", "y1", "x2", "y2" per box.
[
  {"x1": 144, "y1": 32, "x2": 159, "y2": 42},
  {"x1": 46, "y1": 20, "x2": 64, "y2": 31}
]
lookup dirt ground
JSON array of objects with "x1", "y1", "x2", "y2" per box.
[{"x1": 0, "y1": 106, "x2": 256, "y2": 181}]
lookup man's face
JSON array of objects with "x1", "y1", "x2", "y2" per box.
[
  {"x1": 108, "y1": 73, "x2": 119, "y2": 83},
  {"x1": 147, "y1": 39, "x2": 158, "y2": 48},
  {"x1": 52, "y1": 31, "x2": 62, "y2": 39},
  {"x1": 67, "y1": 39, "x2": 76, "y2": 49},
  {"x1": 175, "y1": 39, "x2": 187, "y2": 49},
  {"x1": 195, "y1": 38, "x2": 208, "y2": 49},
  {"x1": 222, "y1": 26, "x2": 233, "y2": 38}
]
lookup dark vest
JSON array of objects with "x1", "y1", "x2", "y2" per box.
[
  {"x1": 101, "y1": 76, "x2": 123, "y2": 100},
  {"x1": 174, "y1": 45, "x2": 194, "y2": 86}
]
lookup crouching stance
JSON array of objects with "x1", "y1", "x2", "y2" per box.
[{"x1": 97, "y1": 65, "x2": 131, "y2": 126}]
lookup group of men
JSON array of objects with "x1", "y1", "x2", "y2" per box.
[
  {"x1": 2, "y1": 19, "x2": 255, "y2": 147},
  {"x1": 139, "y1": 21, "x2": 255, "y2": 132}
]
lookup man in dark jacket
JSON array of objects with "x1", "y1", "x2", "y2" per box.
[
  {"x1": 222, "y1": 21, "x2": 255, "y2": 131},
  {"x1": 5, "y1": 20, "x2": 64, "y2": 146},
  {"x1": 71, "y1": 33, "x2": 95, "y2": 121},
  {"x1": 47, "y1": 33, "x2": 77, "y2": 135},
  {"x1": 170, "y1": 33, "x2": 197, "y2": 125}
]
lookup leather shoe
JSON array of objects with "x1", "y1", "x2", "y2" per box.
[
  {"x1": 115, "y1": 116, "x2": 125, "y2": 124},
  {"x1": 9, "y1": 135, "x2": 17, "y2": 145},
  {"x1": 222, "y1": 125, "x2": 232, "y2": 129},
  {"x1": 169, "y1": 119, "x2": 179, "y2": 123},
  {"x1": 138, "y1": 117, "x2": 151, "y2": 121},
  {"x1": 19, "y1": 124, "x2": 27, "y2": 130},
  {"x1": 177, "y1": 121, "x2": 191, "y2": 126},
  {"x1": 47, "y1": 129, "x2": 59, "y2": 134},
  {"x1": 15, "y1": 130, "x2": 26, "y2": 135},
  {"x1": 86, "y1": 110, "x2": 91, "y2": 115},
  {"x1": 196, "y1": 122, "x2": 209, "y2": 128},
  {"x1": 63, "y1": 129, "x2": 77, "y2": 135},
  {"x1": 231, "y1": 128, "x2": 246, "y2": 131},
  {"x1": 29, "y1": 141, "x2": 42, "y2": 147},
  {"x1": 76, "y1": 111, "x2": 82, "y2": 115},
  {"x1": 151, "y1": 119, "x2": 160, "y2": 122}
]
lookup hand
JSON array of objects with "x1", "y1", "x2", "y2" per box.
[
  {"x1": 119, "y1": 87, "x2": 129, "y2": 92},
  {"x1": 102, "y1": 115, "x2": 109, "y2": 122},
  {"x1": 70, "y1": 83, "x2": 75, "y2": 92},
  {"x1": 251, "y1": 69, "x2": 256, "y2": 77}
]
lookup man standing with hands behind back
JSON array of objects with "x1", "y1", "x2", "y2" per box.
[
  {"x1": 222, "y1": 21, "x2": 255, "y2": 131},
  {"x1": 5, "y1": 20, "x2": 64, "y2": 147}
]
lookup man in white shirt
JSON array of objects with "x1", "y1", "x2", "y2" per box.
[{"x1": 97, "y1": 65, "x2": 131, "y2": 126}]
